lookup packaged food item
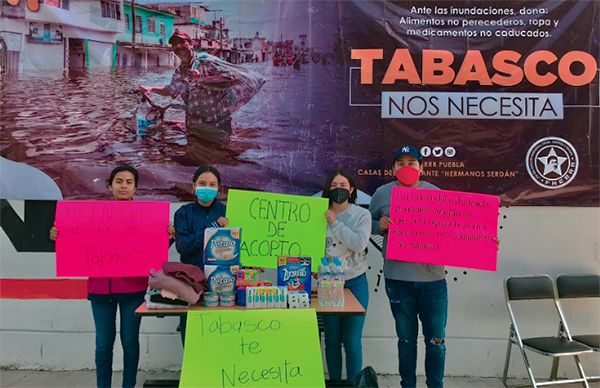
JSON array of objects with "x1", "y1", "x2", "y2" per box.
[
  {"x1": 202, "y1": 292, "x2": 219, "y2": 302},
  {"x1": 245, "y1": 286, "x2": 287, "y2": 309},
  {"x1": 288, "y1": 290, "x2": 311, "y2": 309},
  {"x1": 219, "y1": 291, "x2": 236, "y2": 307},
  {"x1": 236, "y1": 287, "x2": 247, "y2": 306},
  {"x1": 202, "y1": 299, "x2": 219, "y2": 307},
  {"x1": 277, "y1": 256, "x2": 312, "y2": 298},
  {"x1": 219, "y1": 292, "x2": 236, "y2": 307},
  {"x1": 205, "y1": 265, "x2": 239, "y2": 293},
  {"x1": 219, "y1": 291, "x2": 235, "y2": 300},
  {"x1": 203, "y1": 227, "x2": 241, "y2": 266},
  {"x1": 235, "y1": 268, "x2": 261, "y2": 287},
  {"x1": 201, "y1": 292, "x2": 220, "y2": 308},
  {"x1": 246, "y1": 287, "x2": 254, "y2": 308}
]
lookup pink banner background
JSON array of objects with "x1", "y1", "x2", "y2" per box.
[
  {"x1": 55, "y1": 201, "x2": 170, "y2": 277},
  {"x1": 386, "y1": 188, "x2": 500, "y2": 271}
]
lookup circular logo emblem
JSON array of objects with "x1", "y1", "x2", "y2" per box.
[
  {"x1": 525, "y1": 137, "x2": 579, "y2": 189},
  {"x1": 420, "y1": 146, "x2": 431, "y2": 157},
  {"x1": 444, "y1": 147, "x2": 456, "y2": 157},
  {"x1": 432, "y1": 146, "x2": 444, "y2": 157}
]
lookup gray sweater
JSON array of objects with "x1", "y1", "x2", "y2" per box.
[
  {"x1": 369, "y1": 180, "x2": 446, "y2": 282},
  {"x1": 326, "y1": 204, "x2": 372, "y2": 281}
]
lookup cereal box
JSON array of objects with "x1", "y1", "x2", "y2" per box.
[{"x1": 277, "y1": 256, "x2": 311, "y2": 299}]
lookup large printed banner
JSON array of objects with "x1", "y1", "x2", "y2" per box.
[
  {"x1": 387, "y1": 187, "x2": 500, "y2": 271},
  {"x1": 0, "y1": 0, "x2": 597, "y2": 206},
  {"x1": 55, "y1": 201, "x2": 170, "y2": 277},
  {"x1": 226, "y1": 189, "x2": 328, "y2": 270},
  {"x1": 345, "y1": 0, "x2": 599, "y2": 207},
  {"x1": 180, "y1": 309, "x2": 325, "y2": 388}
]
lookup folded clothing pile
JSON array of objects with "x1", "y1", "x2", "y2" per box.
[{"x1": 145, "y1": 262, "x2": 206, "y2": 309}]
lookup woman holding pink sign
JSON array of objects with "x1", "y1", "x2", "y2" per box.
[
  {"x1": 50, "y1": 165, "x2": 175, "y2": 388},
  {"x1": 320, "y1": 169, "x2": 372, "y2": 382}
]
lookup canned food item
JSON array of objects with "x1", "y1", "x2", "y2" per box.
[
  {"x1": 219, "y1": 299, "x2": 236, "y2": 307},
  {"x1": 203, "y1": 292, "x2": 219, "y2": 303},
  {"x1": 219, "y1": 291, "x2": 235, "y2": 300},
  {"x1": 202, "y1": 299, "x2": 220, "y2": 308},
  {"x1": 219, "y1": 291, "x2": 235, "y2": 306}
]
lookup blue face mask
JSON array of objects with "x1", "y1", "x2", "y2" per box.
[{"x1": 195, "y1": 187, "x2": 218, "y2": 203}]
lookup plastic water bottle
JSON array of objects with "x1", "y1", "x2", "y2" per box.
[
  {"x1": 331, "y1": 257, "x2": 345, "y2": 307},
  {"x1": 318, "y1": 257, "x2": 332, "y2": 307},
  {"x1": 136, "y1": 96, "x2": 158, "y2": 135}
]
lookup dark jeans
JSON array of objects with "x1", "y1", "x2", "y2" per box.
[
  {"x1": 322, "y1": 273, "x2": 369, "y2": 381},
  {"x1": 90, "y1": 293, "x2": 144, "y2": 388},
  {"x1": 385, "y1": 278, "x2": 448, "y2": 388},
  {"x1": 180, "y1": 314, "x2": 187, "y2": 345}
]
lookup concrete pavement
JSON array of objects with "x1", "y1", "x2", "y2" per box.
[{"x1": 2, "y1": 369, "x2": 599, "y2": 387}]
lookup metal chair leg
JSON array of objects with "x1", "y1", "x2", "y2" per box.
[
  {"x1": 518, "y1": 345, "x2": 538, "y2": 388},
  {"x1": 550, "y1": 356, "x2": 559, "y2": 380},
  {"x1": 573, "y1": 355, "x2": 590, "y2": 388},
  {"x1": 503, "y1": 337, "x2": 513, "y2": 387}
]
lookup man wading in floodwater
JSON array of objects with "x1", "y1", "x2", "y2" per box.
[{"x1": 139, "y1": 29, "x2": 264, "y2": 143}]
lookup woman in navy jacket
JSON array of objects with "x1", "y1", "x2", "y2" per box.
[{"x1": 174, "y1": 165, "x2": 228, "y2": 343}]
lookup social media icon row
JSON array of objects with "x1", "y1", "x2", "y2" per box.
[{"x1": 420, "y1": 146, "x2": 456, "y2": 158}]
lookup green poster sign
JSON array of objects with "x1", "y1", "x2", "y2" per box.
[
  {"x1": 226, "y1": 189, "x2": 328, "y2": 270},
  {"x1": 180, "y1": 309, "x2": 325, "y2": 388}
]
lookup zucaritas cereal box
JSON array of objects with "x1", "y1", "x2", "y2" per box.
[
  {"x1": 277, "y1": 256, "x2": 311, "y2": 298},
  {"x1": 203, "y1": 227, "x2": 241, "y2": 266}
]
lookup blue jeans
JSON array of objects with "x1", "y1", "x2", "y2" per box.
[
  {"x1": 90, "y1": 293, "x2": 144, "y2": 388},
  {"x1": 322, "y1": 273, "x2": 369, "y2": 381},
  {"x1": 385, "y1": 278, "x2": 448, "y2": 388}
]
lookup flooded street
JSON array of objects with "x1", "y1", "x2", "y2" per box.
[{"x1": 0, "y1": 61, "x2": 369, "y2": 200}]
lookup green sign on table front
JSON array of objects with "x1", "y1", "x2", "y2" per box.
[{"x1": 180, "y1": 309, "x2": 325, "y2": 388}]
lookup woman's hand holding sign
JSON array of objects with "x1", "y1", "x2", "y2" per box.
[
  {"x1": 50, "y1": 226, "x2": 58, "y2": 241},
  {"x1": 325, "y1": 210, "x2": 337, "y2": 225},
  {"x1": 217, "y1": 217, "x2": 229, "y2": 227}
]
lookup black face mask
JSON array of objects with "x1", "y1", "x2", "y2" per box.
[{"x1": 328, "y1": 188, "x2": 350, "y2": 204}]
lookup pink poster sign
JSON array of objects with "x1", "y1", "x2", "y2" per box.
[
  {"x1": 55, "y1": 201, "x2": 170, "y2": 277},
  {"x1": 386, "y1": 187, "x2": 500, "y2": 271}
]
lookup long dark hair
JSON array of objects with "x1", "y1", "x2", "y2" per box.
[
  {"x1": 193, "y1": 165, "x2": 221, "y2": 184},
  {"x1": 107, "y1": 165, "x2": 138, "y2": 187},
  {"x1": 321, "y1": 169, "x2": 357, "y2": 204}
]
